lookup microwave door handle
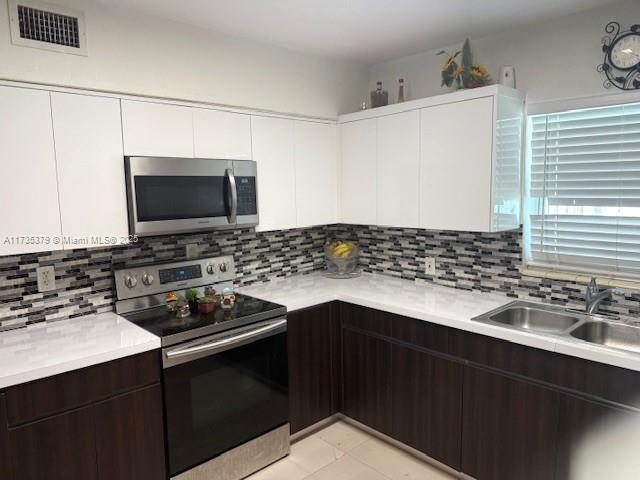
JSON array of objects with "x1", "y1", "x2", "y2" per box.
[
  {"x1": 225, "y1": 168, "x2": 238, "y2": 224},
  {"x1": 165, "y1": 318, "x2": 286, "y2": 365}
]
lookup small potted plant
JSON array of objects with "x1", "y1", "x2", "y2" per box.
[
  {"x1": 198, "y1": 295, "x2": 215, "y2": 314},
  {"x1": 186, "y1": 289, "x2": 200, "y2": 314}
]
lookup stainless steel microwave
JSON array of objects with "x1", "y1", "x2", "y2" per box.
[{"x1": 125, "y1": 156, "x2": 258, "y2": 237}]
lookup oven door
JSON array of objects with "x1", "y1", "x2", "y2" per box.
[
  {"x1": 125, "y1": 156, "x2": 238, "y2": 236},
  {"x1": 162, "y1": 318, "x2": 289, "y2": 477}
]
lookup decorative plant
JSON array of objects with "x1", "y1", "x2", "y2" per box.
[
  {"x1": 438, "y1": 38, "x2": 491, "y2": 89},
  {"x1": 198, "y1": 294, "x2": 215, "y2": 314},
  {"x1": 437, "y1": 49, "x2": 462, "y2": 88},
  {"x1": 186, "y1": 289, "x2": 200, "y2": 301}
]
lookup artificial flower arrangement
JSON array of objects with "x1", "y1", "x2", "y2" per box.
[{"x1": 438, "y1": 38, "x2": 491, "y2": 89}]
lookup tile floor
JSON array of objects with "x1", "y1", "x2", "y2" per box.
[{"x1": 246, "y1": 420, "x2": 458, "y2": 480}]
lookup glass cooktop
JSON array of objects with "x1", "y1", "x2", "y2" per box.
[{"x1": 123, "y1": 293, "x2": 286, "y2": 347}]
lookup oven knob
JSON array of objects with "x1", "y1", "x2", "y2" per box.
[
  {"x1": 206, "y1": 264, "x2": 215, "y2": 275},
  {"x1": 124, "y1": 275, "x2": 138, "y2": 289},
  {"x1": 141, "y1": 273, "x2": 154, "y2": 286},
  {"x1": 219, "y1": 263, "x2": 228, "y2": 273}
]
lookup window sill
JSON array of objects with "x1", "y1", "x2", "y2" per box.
[{"x1": 519, "y1": 266, "x2": 640, "y2": 292}]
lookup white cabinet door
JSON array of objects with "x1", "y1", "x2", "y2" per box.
[
  {"x1": 51, "y1": 93, "x2": 129, "y2": 249},
  {"x1": 420, "y1": 97, "x2": 494, "y2": 231},
  {"x1": 377, "y1": 110, "x2": 420, "y2": 228},
  {"x1": 193, "y1": 108, "x2": 252, "y2": 160},
  {"x1": 340, "y1": 119, "x2": 377, "y2": 225},
  {"x1": 251, "y1": 116, "x2": 297, "y2": 232},
  {"x1": 0, "y1": 86, "x2": 61, "y2": 255},
  {"x1": 293, "y1": 121, "x2": 338, "y2": 228},
  {"x1": 121, "y1": 100, "x2": 193, "y2": 157}
]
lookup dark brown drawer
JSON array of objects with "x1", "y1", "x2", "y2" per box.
[
  {"x1": 6, "y1": 350, "x2": 161, "y2": 426},
  {"x1": 340, "y1": 303, "x2": 392, "y2": 337},
  {"x1": 551, "y1": 352, "x2": 640, "y2": 408},
  {"x1": 448, "y1": 328, "x2": 554, "y2": 383},
  {"x1": 390, "y1": 313, "x2": 449, "y2": 354}
]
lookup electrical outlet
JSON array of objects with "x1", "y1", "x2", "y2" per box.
[
  {"x1": 425, "y1": 257, "x2": 436, "y2": 276},
  {"x1": 36, "y1": 266, "x2": 56, "y2": 292},
  {"x1": 185, "y1": 244, "x2": 199, "y2": 259}
]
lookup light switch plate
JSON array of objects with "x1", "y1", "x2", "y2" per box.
[
  {"x1": 425, "y1": 257, "x2": 436, "y2": 276},
  {"x1": 36, "y1": 266, "x2": 56, "y2": 292}
]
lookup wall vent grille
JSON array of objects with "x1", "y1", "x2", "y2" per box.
[
  {"x1": 17, "y1": 5, "x2": 80, "y2": 48},
  {"x1": 8, "y1": 1, "x2": 87, "y2": 55}
]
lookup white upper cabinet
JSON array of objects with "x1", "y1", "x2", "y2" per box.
[
  {"x1": 377, "y1": 110, "x2": 420, "y2": 228},
  {"x1": 193, "y1": 108, "x2": 252, "y2": 160},
  {"x1": 293, "y1": 121, "x2": 338, "y2": 228},
  {"x1": 340, "y1": 119, "x2": 377, "y2": 225},
  {"x1": 420, "y1": 96, "x2": 494, "y2": 231},
  {"x1": 340, "y1": 85, "x2": 523, "y2": 233},
  {"x1": 121, "y1": 100, "x2": 194, "y2": 157},
  {"x1": 0, "y1": 86, "x2": 62, "y2": 255},
  {"x1": 251, "y1": 116, "x2": 297, "y2": 232},
  {"x1": 51, "y1": 93, "x2": 129, "y2": 248}
]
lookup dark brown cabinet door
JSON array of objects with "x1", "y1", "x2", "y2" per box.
[
  {"x1": 287, "y1": 303, "x2": 341, "y2": 434},
  {"x1": 462, "y1": 366, "x2": 559, "y2": 480},
  {"x1": 392, "y1": 345, "x2": 463, "y2": 470},
  {"x1": 8, "y1": 406, "x2": 98, "y2": 480},
  {"x1": 556, "y1": 395, "x2": 640, "y2": 480},
  {"x1": 0, "y1": 394, "x2": 12, "y2": 480},
  {"x1": 95, "y1": 385, "x2": 166, "y2": 480},
  {"x1": 342, "y1": 329, "x2": 392, "y2": 436}
]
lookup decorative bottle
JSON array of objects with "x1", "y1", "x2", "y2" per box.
[{"x1": 397, "y1": 78, "x2": 405, "y2": 103}]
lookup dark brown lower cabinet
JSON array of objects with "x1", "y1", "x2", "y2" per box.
[
  {"x1": 0, "y1": 395, "x2": 9, "y2": 480},
  {"x1": 461, "y1": 366, "x2": 560, "y2": 480},
  {"x1": 95, "y1": 385, "x2": 166, "y2": 480},
  {"x1": 342, "y1": 329, "x2": 393, "y2": 436},
  {"x1": 1, "y1": 352, "x2": 166, "y2": 480},
  {"x1": 556, "y1": 395, "x2": 640, "y2": 480},
  {"x1": 391, "y1": 344, "x2": 463, "y2": 470},
  {"x1": 287, "y1": 303, "x2": 341, "y2": 434},
  {"x1": 9, "y1": 406, "x2": 98, "y2": 480}
]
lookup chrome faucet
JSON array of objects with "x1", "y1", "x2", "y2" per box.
[{"x1": 585, "y1": 277, "x2": 623, "y2": 315}]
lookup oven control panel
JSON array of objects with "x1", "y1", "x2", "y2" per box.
[
  {"x1": 114, "y1": 255, "x2": 235, "y2": 301},
  {"x1": 159, "y1": 264, "x2": 202, "y2": 285}
]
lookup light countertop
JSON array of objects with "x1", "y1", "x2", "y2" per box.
[
  {"x1": 0, "y1": 312, "x2": 160, "y2": 389},
  {"x1": 239, "y1": 272, "x2": 640, "y2": 372}
]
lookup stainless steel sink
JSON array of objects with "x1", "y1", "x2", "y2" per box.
[
  {"x1": 476, "y1": 301, "x2": 582, "y2": 334},
  {"x1": 475, "y1": 300, "x2": 640, "y2": 356},
  {"x1": 569, "y1": 321, "x2": 640, "y2": 354},
  {"x1": 488, "y1": 306, "x2": 581, "y2": 333}
]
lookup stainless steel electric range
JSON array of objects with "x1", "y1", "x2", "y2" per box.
[{"x1": 114, "y1": 256, "x2": 289, "y2": 480}]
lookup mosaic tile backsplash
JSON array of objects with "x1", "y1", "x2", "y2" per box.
[
  {"x1": 0, "y1": 226, "x2": 328, "y2": 328},
  {"x1": 328, "y1": 224, "x2": 640, "y2": 319},
  {"x1": 2, "y1": 223, "x2": 640, "y2": 328}
]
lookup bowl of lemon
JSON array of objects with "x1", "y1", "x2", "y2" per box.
[{"x1": 324, "y1": 240, "x2": 361, "y2": 279}]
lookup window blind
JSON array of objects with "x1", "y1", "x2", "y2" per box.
[{"x1": 524, "y1": 101, "x2": 640, "y2": 279}]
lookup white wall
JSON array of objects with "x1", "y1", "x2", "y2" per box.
[
  {"x1": 368, "y1": 0, "x2": 640, "y2": 106},
  {"x1": 0, "y1": 0, "x2": 367, "y2": 118}
]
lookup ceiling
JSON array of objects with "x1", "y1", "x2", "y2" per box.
[{"x1": 101, "y1": 0, "x2": 620, "y2": 64}]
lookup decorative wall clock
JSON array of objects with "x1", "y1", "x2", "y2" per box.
[{"x1": 597, "y1": 22, "x2": 640, "y2": 90}]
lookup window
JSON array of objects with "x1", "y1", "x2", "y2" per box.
[{"x1": 524, "y1": 101, "x2": 640, "y2": 280}]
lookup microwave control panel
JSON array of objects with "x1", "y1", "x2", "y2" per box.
[{"x1": 236, "y1": 176, "x2": 257, "y2": 215}]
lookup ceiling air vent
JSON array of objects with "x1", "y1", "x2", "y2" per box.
[{"x1": 8, "y1": 0, "x2": 87, "y2": 55}]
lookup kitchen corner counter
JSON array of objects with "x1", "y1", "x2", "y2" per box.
[
  {"x1": 239, "y1": 271, "x2": 640, "y2": 372},
  {"x1": 0, "y1": 312, "x2": 160, "y2": 389}
]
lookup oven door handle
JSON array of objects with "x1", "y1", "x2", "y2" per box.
[
  {"x1": 164, "y1": 318, "x2": 286, "y2": 367},
  {"x1": 225, "y1": 168, "x2": 238, "y2": 224}
]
